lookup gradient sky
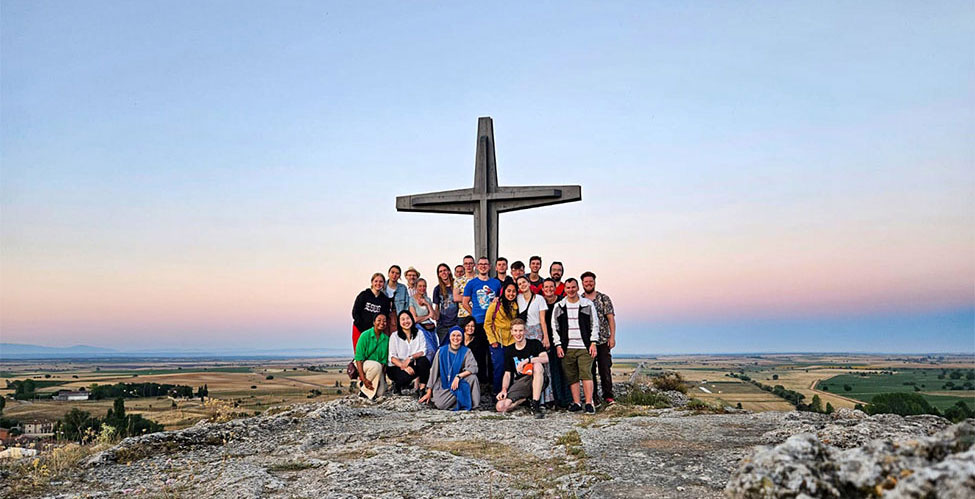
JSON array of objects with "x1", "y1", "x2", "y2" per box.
[{"x1": 2, "y1": 1, "x2": 973, "y2": 354}]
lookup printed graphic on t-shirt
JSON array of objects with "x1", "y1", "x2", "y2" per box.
[
  {"x1": 476, "y1": 285, "x2": 496, "y2": 310},
  {"x1": 364, "y1": 302, "x2": 382, "y2": 314}
]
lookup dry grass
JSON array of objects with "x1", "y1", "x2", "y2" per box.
[{"x1": 0, "y1": 441, "x2": 115, "y2": 496}]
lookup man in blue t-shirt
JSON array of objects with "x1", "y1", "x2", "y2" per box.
[{"x1": 462, "y1": 256, "x2": 502, "y2": 388}]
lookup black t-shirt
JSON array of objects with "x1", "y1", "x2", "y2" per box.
[
  {"x1": 544, "y1": 299, "x2": 559, "y2": 343},
  {"x1": 504, "y1": 339, "x2": 545, "y2": 380},
  {"x1": 352, "y1": 289, "x2": 391, "y2": 332},
  {"x1": 498, "y1": 275, "x2": 515, "y2": 289}
]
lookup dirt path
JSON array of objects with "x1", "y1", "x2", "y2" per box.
[
  {"x1": 808, "y1": 378, "x2": 863, "y2": 405},
  {"x1": 279, "y1": 375, "x2": 332, "y2": 390}
]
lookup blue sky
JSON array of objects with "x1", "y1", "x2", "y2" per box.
[{"x1": 2, "y1": 1, "x2": 973, "y2": 353}]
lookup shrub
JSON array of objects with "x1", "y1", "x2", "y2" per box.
[
  {"x1": 265, "y1": 375, "x2": 274, "y2": 380},
  {"x1": 651, "y1": 372, "x2": 687, "y2": 394},
  {"x1": 843, "y1": 384, "x2": 852, "y2": 392},
  {"x1": 619, "y1": 386, "x2": 671, "y2": 408},
  {"x1": 686, "y1": 398, "x2": 726, "y2": 413}
]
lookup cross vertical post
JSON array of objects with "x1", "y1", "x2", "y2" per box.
[{"x1": 396, "y1": 117, "x2": 582, "y2": 273}]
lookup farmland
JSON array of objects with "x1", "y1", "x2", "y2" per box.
[
  {"x1": 632, "y1": 353, "x2": 975, "y2": 413},
  {"x1": 818, "y1": 369, "x2": 975, "y2": 411},
  {"x1": 1, "y1": 354, "x2": 972, "y2": 431},
  {"x1": 1, "y1": 359, "x2": 352, "y2": 429}
]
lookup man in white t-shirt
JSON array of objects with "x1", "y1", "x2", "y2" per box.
[{"x1": 551, "y1": 278, "x2": 600, "y2": 414}]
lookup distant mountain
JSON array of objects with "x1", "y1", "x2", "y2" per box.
[
  {"x1": 0, "y1": 343, "x2": 349, "y2": 360},
  {"x1": 0, "y1": 343, "x2": 119, "y2": 359}
]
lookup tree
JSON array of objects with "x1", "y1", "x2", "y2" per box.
[
  {"x1": 0, "y1": 396, "x2": 5, "y2": 415},
  {"x1": 949, "y1": 371, "x2": 963, "y2": 380},
  {"x1": 736, "y1": 402, "x2": 743, "y2": 409},
  {"x1": 772, "y1": 374, "x2": 779, "y2": 380},
  {"x1": 810, "y1": 395, "x2": 823, "y2": 413},
  {"x1": 57, "y1": 408, "x2": 100, "y2": 443},
  {"x1": 843, "y1": 384, "x2": 852, "y2": 392},
  {"x1": 196, "y1": 385, "x2": 209, "y2": 403},
  {"x1": 825, "y1": 402, "x2": 834, "y2": 414},
  {"x1": 865, "y1": 392, "x2": 937, "y2": 417},
  {"x1": 943, "y1": 401, "x2": 974, "y2": 423}
]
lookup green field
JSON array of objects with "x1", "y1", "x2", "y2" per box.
[{"x1": 821, "y1": 369, "x2": 975, "y2": 411}]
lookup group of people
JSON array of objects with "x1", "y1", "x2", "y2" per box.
[{"x1": 351, "y1": 255, "x2": 617, "y2": 418}]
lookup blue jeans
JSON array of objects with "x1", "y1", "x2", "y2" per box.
[{"x1": 490, "y1": 344, "x2": 506, "y2": 394}]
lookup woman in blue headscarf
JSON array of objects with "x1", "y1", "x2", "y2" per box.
[{"x1": 419, "y1": 326, "x2": 480, "y2": 410}]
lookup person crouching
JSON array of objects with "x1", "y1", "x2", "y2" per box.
[
  {"x1": 495, "y1": 319, "x2": 549, "y2": 418},
  {"x1": 387, "y1": 310, "x2": 431, "y2": 395}
]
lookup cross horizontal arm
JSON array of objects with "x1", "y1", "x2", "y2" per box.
[
  {"x1": 399, "y1": 188, "x2": 476, "y2": 207},
  {"x1": 396, "y1": 189, "x2": 476, "y2": 214},
  {"x1": 493, "y1": 185, "x2": 581, "y2": 213}
]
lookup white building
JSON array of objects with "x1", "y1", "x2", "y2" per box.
[{"x1": 53, "y1": 389, "x2": 89, "y2": 401}]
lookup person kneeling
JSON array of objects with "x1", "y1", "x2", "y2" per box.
[
  {"x1": 495, "y1": 319, "x2": 548, "y2": 418},
  {"x1": 420, "y1": 326, "x2": 480, "y2": 410},
  {"x1": 387, "y1": 311, "x2": 431, "y2": 395}
]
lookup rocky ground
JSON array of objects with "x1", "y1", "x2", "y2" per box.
[{"x1": 5, "y1": 394, "x2": 972, "y2": 498}]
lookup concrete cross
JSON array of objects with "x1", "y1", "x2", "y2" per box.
[{"x1": 396, "y1": 117, "x2": 582, "y2": 269}]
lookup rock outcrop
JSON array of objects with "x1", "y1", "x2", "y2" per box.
[
  {"x1": 15, "y1": 395, "x2": 972, "y2": 498},
  {"x1": 725, "y1": 414, "x2": 974, "y2": 498}
]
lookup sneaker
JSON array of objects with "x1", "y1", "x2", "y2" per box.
[
  {"x1": 568, "y1": 403, "x2": 582, "y2": 412},
  {"x1": 605, "y1": 397, "x2": 615, "y2": 406},
  {"x1": 585, "y1": 403, "x2": 596, "y2": 414}
]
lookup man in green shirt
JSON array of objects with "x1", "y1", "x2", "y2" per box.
[{"x1": 355, "y1": 314, "x2": 390, "y2": 400}]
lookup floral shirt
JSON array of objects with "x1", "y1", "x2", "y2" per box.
[
  {"x1": 454, "y1": 275, "x2": 471, "y2": 318},
  {"x1": 588, "y1": 291, "x2": 615, "y2": 344}
]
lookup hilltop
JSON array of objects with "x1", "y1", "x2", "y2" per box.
[{"x1": 3, "y1": 389, "x2": 971, "y2": 498}]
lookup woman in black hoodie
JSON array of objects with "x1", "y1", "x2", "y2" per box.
[{"x1": 352, "y1": 273, "x2": 391, "y2": 351}]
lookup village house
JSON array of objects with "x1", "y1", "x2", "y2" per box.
[{"x1": 22, "y1": 420, "x2": 55, "y2": 436}]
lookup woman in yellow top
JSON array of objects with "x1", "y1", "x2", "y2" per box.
[{"x1": 485, "y1": 281, "x2": 519, "y2": 394}]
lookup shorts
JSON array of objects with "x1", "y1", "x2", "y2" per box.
[
  {"x1": 562, "y1": 348, "x2": 593, "y2": 384},
  {"x1": 507, "y1": 375, "x2": 535, "y2": 403}
]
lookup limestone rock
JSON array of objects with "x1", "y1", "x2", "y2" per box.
[{"x1": 725, "y1": 419, "x2": 975, "y2": 498}]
